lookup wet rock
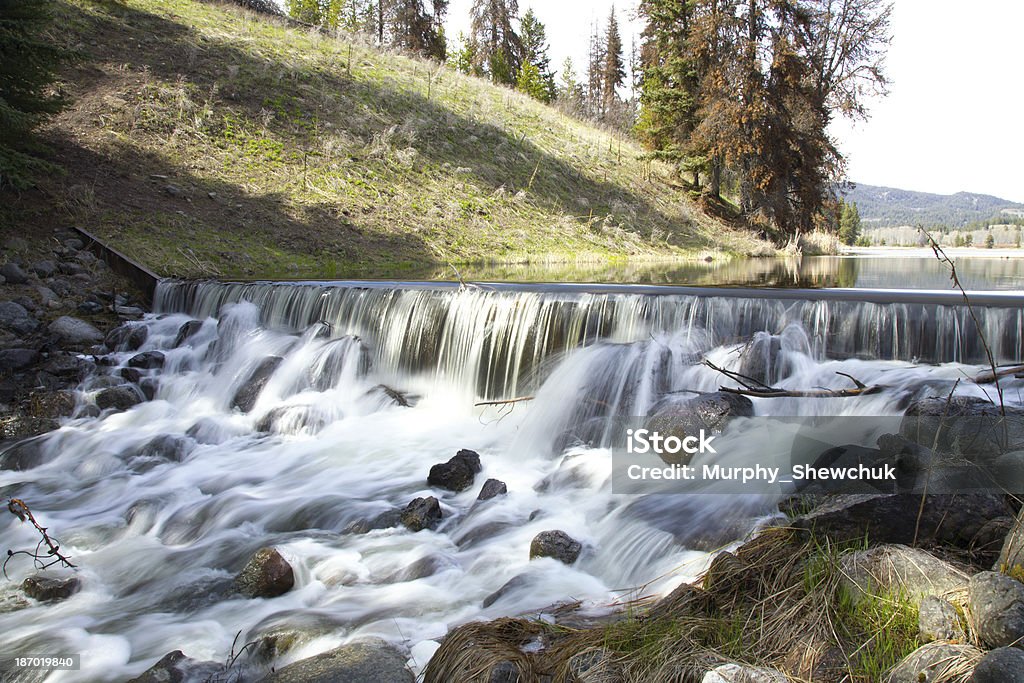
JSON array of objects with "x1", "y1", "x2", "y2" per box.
[
  {"x1": 972, "y1": 647, "x2": 1024, "y2": 683},
  {"x1": 96, "y1": 385, "x2": 144, "y2": 411},
  {"x1": 886, "y1": 642, "x2": 982, "y2": 683},
  {"x1": 344, "y1": 509, "x2": 403, "y2": 535},
  {"x1": 258, "y1": 638, "x2": 413, "y2": 683},
  {"x1": 400, "y1": 496, "x2": 442, "y2": 532},
  {"x1": 76, "y1": 299, "x2": 103, "y2": 314},
  {"x1": 385, "y1": 554, "x2": 457, "y2": 583},
  {"x1": 29, "y1": 260, "x2": 56, "y2": 278},
  {"x1": 135, "y1": 435, "x2": 194, "y2": 463},
  {"x1": 120, "y1": 367, "x2": 142, "y2": 384},
  {"x1": 0, "y1": 348, "x2": 40, "y2": 371},
  {"x1": 839, "y1": 545, "x2": 970, "y2": 606},
  {"x1": 104, "y1": 323, "x2": 148, "y2": 352},
  {"x1": 899, "y1": 395, "x2": 1024, "y2": 461},
  {"x1": 645, "y1": 391, "x2": 754, "y2": 464},
  {"x1": 0, "y1": 262, "x2": 29, "y2": 284},
  {"x1": 127, "y1": 650, "x2": 224, "y2": 683},
  {"x1": 41, "y1": 352, "x2": 93, "y2": 380},
  {"x1": 48, "y1": 316, "x2": 103, "y2": 345},
  {"x1": 702, "y1": 663, "x2": 787, "y2": 683},
  {"x1": 482, "y1": 574, "x2": 531, "y2": 608},
  {"x1": 0, "y1": 301, "x2": 38, "y2": 335},
  {"x1": 115, "y1": 305, "x2": 145, "y2": 317},
  {"x1": 427, "y1": 449, "x2": 482, "y2": 492},
  {"x1": 255, "y1": 405, "x2": 329, "y2": 435},
  {"x1": 478, "y1": 478, "x2": 507, "y2": 501},
  {"x1": 309, "y1": 336, "x2": 372, "y2": 391},
  {"x1": 127, "y1": 351, "x2": 165, "y2": 370},
  {"x1": 21, "y1": 575, "x2": 81, "y2": 602},
  {"x1": 172, "y1": 320, "x2": 203, "y2": 347},
  {"x1": 0, "y1": 437, "x2": 50, "y2": 471},
  {"x1": 530, "y1": 530, "x2": 582, "y2": 564},
  {"x1": 792, "y1": 493, "x2": 1012, "y2": 551},
  {"x1": 969, "y1": 571, "x2": 1024, "y2": 648},
  {"x1": 27, "y1": 389, "x2": 76, "y2": 419},
  {"x1": 918, "y1": 596, "x2": 964, "y2": 643},
  {"x1": 235, "y1": 547, "x2": 295, "y2": 598},
  {"x1": 231, "y1": 356, "x2": 283, "y2": 412},
  {"x1": 454, "y1": 520, "x2": 514, "y2": 549},
  {"x1": 139, "y1": 378, "x2": 159, "y2": 401}
]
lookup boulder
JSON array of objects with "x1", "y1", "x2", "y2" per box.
[
  {"x1": 235, "y1": 547, "x2": 295, "y2": 598},
  {"x1": 645, "y1": 392, "x2": 754, "y2": 464},
  {"x1": 172, "y1": 320, "x2": 204, "y2": 348},
  {"x1": 60, "y1": 262, "x2": 87, "y2": 277},
  {"x1": 127, "y1": 351, "x2": 165, "y2": 370},
  {"x1": 839, "y1": 545, "x2": 970, "y2": 606},
  {"x1": 918, "y1": 596, "x2": 965, "y2": 643},
  {"x1": 0, "y1": 301, "x2": 38, "y2": 335},
  {"x1": 969, "y1": 571, "x2": 1024, "y2": 648},
  {"x1": 0, "y1": 437, "x2": 50, "y2": 471},
  {"x1": 257, "y1": 638, "x2": 413, "y2": 683},
  {"x1": 427, "y1": 449, "x2": 482, "y2": 492},
  {"x1": 899, "y1": 395, "x2": 1024, "y2": 462},
  {"x1": 792, "y1": 493, "x2": 1012, "y2": 550},
  {"x1": 63, "y1": 238, "x2": 83, "y2": 251},
  {"x1": 41, "y1": 352, "x2": 93, "y2": 380},
  {"x1": 255, "y1": 405, "x2": 329, "y2": 435},
  {"x1": 0, "y1": 348, "x2": 40, "y2": 372},
  {"x1": 885, "y1": 642, "x2": 982, "y2": 683},
  {"x1": 231, "y1": 356, "x2": 283, "y2": 412},
  {"x1": 120, "y1": 367, "x2": 142, "y2": 384},
  {"x1": 530, "y1": 530, "x2": 582, "y2": 564},
  {"x1": 21, "y1": 575, "x2": 81, "y2": 602},
  {"x1": 96, "y1": 385, "x2": 144, "y2": 411},
  {"x1": 972, "y1": 647, "x2": 1024, "y2": 683},
  {"x1": 0, "y1": 262, "x2": 29, "y2": 284},
  {"x1": 126, "y1": 650, "x2": 224, "y2": 683},
  {"x1": 104, "y1": 323, "x2": 148, "y2": 352},
  {"x1": 478, "y1": 478, "x2": 508, "y2": 501},
  {"x1": 702, "y1": 663, "x2": 787, "y2": 683},
  {"x1": 29, "y1": 260, "x2": 56, "y2": 278},
  {"x1": 134, "y1": 435, "x2": 194, "y2": 463},
  {"x1": 48, "y1": 316, "x2": 103, "y2": 345},
  {"x1": 400, "y1": 496, "x2": 442, "y2": 532}
]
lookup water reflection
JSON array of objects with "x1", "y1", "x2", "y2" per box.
[{"x1": 405, "y1": 255, "x2": 1024, "y2": 291}]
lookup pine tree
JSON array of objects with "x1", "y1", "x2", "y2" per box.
[
  {"x1": 0, "y1": 0, "x2": 70, "y2": 189},
  {"x1": 585, "y1": 23, "x2": 605, "y2": 118},
  {"x1": 556, "y1": 57, "x2": 585, "y2": 114},
  {"x1": 839, "y1": 201, "x2": 861, "y2": 245},
  {"x1": 601, "y1": 6, "x2": 625, "y2": 112},
  {"x1": 518, "y1": 8, "x2": 555, "y2": 102},
  {"x1": 468, "y1": 0, "x2": 523, "y2": 86},
  {"x1": 391, "y1": 0, "x2": 446, "y2": 60}
]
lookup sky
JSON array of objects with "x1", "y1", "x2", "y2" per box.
[{"x1": 444, "y1": 0, "x2": 1024, "y2": 203}]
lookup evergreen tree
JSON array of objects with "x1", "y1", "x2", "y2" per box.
[
  {"x1": 985, "y1": 232, "x2": 995, "y2": 249},
  {"x1": 601, "y1": 6, "x2": 625, "y2": 112},
  {"x1": 0, "y1": 0, "x2": 70, "y2": 189},
  {"x1": 585, "y1": 23, "x2": 605, "y2": 118},
  {"x1": 518, "y1": 9, "x2": 555, "y2": 102},
  {"x1": 556, "y1": 57, "x2": 585, "y2": 114},
  {"x1": 468, "y1": 0, "x2": 523, "y2": 86},
  {"x1": 839, "y1": 201, "x2": 861, "y2": 245},
  {"x1": 451, "y1": 32, "x2": 477, "y2": 74},
  {"x1": 391, "y1": 0, "x2": 446, "y2": 60}
]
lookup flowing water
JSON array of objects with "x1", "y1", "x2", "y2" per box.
[{"x1": 2, "y1": 277, "x2": 1024, "y2": 681}]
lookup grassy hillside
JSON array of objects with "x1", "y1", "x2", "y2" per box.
[{"x1": 1, "y1": 0, "x2": 770, "y2": 279}]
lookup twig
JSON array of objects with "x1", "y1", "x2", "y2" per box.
[
  {"x1": 4, "y1": 499, "x2": 76, "y2": 578},
  {"x1": 474, "y1": 396, "x2": 535, "y2": 407},
  {"x1": 719, "y1": 385, "x2": 881, "y2": 399},
  {"x1": 702, "y1": 359, "x2": 774, "y2": 391}
]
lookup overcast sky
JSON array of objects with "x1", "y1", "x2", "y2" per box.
[{"x1": 444, "y1": 0, "x2": 1024, "y2": 203}]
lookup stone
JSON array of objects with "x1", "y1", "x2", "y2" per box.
[
  {"x1": 255, "y1": 405, "x2": 329, "y2": 435},
  {"x1": 0, "y1": 301, "x2": 38, "y2": 335},
  {"x1": 0, "y1": 262, "x2": 29, "y2": 284},
  {"x1": 385, "y1": 554, "x2": 457, "y2": 583},
  {"x1": 96, "y1": 385, "x2": 144, "y2": 411},
  {"x1": 482, "y1": 575, "x2": 531, "y2": 608},
  {"x1": 29, "y1": 260, "x2": 56, "y2": 278},
  {"x1": 257, "y1": 638, "x2": 413, "y2": 683},
  {"x1": 645, "y1": 391, "x2": 754, "y2": 464},
  {"x1": 998, "y1": 509, "x2": 1024, "y2": 573},
  {"x1": 969, "y1": 571, "x2": 1024, "y2": 648},
  {"x1": 120, "y1": 367, "x2": 142, "y2": 384},
  {"x1": 76, "y1": 300, "x2": 103, "y2": 314},
  {"x1": 134, "y1": 435, "x2": 194, "y2": 463},
  {"x1": 128, "y1": 351, "x2": 165, "y2": 370},
  {"x1": 972, "y1": 647, "x2": 1024, "y2": 683},
  {"x1": 0, "y1": 348, "x2": 40, "y2": 371},
  {"x1": 568, "y1": 648, "x2": 624, "y2": 683},
  {"x1": 21, "y1": 575, "x2": 81, "y2": 602},
  {"x1": 48, "y1": 316, "x2": 103, "y2": 345},
  {"x1": 427, "y1": 449, "x2": 482, "y2": 492},
  {"x1": 41, "y1": 353, "x2": 93, "y2": 380},
  {"x1": 104, "y1": 323, "x2": 148, "y2": 352},
  {"x1": 231, "y1": 356, "x2": 283, "y2": 412},
  {"x1": 115, "y1": 305, "x2": 145, "y2": 317},
  {"x1": 478, "y1": 478, "x2": 508, "y2": 501},
  {"x1": 35, "y1": 286, "x2": 57, "y2": 305},
  {"x1": 172, "y1": 320, "x2": 204, "y2": 347},
  {"x1": 126, "y1": 650, "x2": 224, "y2": 683},
  {"x1": 839, "y1": 545, "x2": 970, "y2": 606},
  {"x1": 0, "y1": 437, "x2": 51, "y2": 471},
  {"x1": 61, "y1": 262, "x2": 87, "y2": 277},
  {"x1": 63, "y1": 238, "x2": 84, "y2": 251},
  {"x1": 487, "y1": 661, "x2": 523, "y2": 683},
  {"x1": 400, "y1": 496, "x2": 442, "y2": 532},
  {"x1": 792, "y1": 493, "x2": 1012, "y2": 551},
  {"x1": 702, "y1": 663, "x2": 787, "y2": 683},
  {"x1": 530, "y1": 530, "x2": 582, "y2": 564},
  {"x1": 28, "y1": 389, "x2": 76, "y2": 419},
  {"x1": 899, "y1": 395, "x2": 1024, "y2": 461},
  {"x1": 235, "y1": 547, "x2": 295, "y2": 598},
  {"x1": 918, "y1": 596, "x2": 964, "y2": 642},
  {"x1": 885, "y1": 642, "x2": 982, "y2": 683}
]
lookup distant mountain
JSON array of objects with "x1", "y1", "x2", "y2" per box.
[{"x1": 842, "y1": 184, "x2": 1024, "y2": 229}]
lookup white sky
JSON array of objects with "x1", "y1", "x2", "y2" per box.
[{"x1": 444, "y1": 0, "x2": 1024, "y2": 203}]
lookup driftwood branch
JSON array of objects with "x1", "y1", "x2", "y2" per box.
[
  {"x1": 974, "y1": 364, "x2": 1024, "y2": 384},
  {"x1": 704, "y1": 360, "x2": 881, "y2": 399},
  {"x1": 4, "y1": 498, "x2": 76, "y2": 578},
  {"x1": 474, "y1": 396, "x2": 535, "y2": 407}
]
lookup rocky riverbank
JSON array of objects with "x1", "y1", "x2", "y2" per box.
[{"x1": 0, "y1": 229, "x2": 149, "y2": 441}]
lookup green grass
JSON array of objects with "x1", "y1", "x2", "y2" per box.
[{"x1": 6, "y1": 0, "x2": 772, "y2": 278}]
